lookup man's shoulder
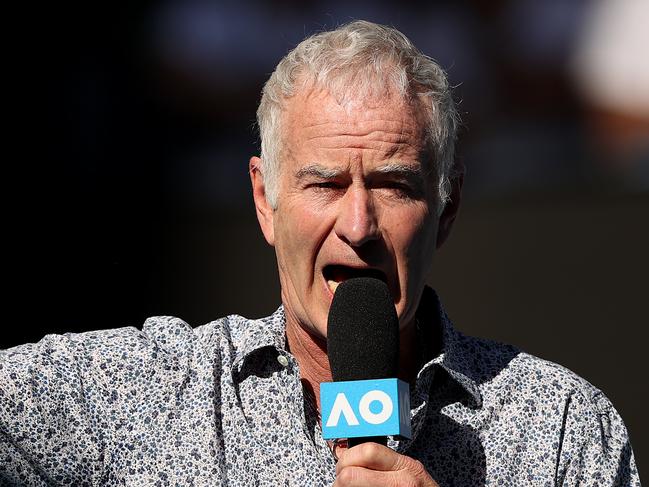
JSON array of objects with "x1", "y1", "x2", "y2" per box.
[
  {"x1": 2, "y1": 310, "x2": 283, "y2": 366},
  {"x1": 0, "y1": 312, "x2": 279, "y2": 406},
  {"x1": 507, "y1": 350, "x2": 614, "y2": 413},
  {"x1": 451, "y1": 331, "x2": 608, "y2": 410}
]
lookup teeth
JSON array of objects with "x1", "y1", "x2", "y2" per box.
[{"x1": 327, "y1": 280, "x2": 340, "y2": 294}]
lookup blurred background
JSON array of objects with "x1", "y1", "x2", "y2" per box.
[{"x1": 5, "y1": 0, "x2": 647, "y2": 478}]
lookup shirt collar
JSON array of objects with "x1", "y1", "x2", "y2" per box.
[
  {"x1": 231, "y1": 290, "x2": 483, "y2": 408},
  {"x1": 418, "y1": 287, "x2": 483, "y2": 408},
  {"x1": 231, "y1": 306, "x2": 288, "y2": 374}
]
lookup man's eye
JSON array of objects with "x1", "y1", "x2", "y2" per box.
[
  {"x1": 381, "y1": 182, "x2": 415, "y2": 198},
  {"x1": 311, "y1": 182, "x2": 342, "y2": 190}
]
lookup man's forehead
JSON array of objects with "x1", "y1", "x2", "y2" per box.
[
  {"x1": 281, "y1": 87, "x2": 428, "y2": 152},
  {"x1": 277, "y1": 85, "x2": 433, "y2": 176}
]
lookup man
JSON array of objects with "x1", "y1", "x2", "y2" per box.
[{"x1": 0, "y1": 21, "x2": 640, "y2": 486}]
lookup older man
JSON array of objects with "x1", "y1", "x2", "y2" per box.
[{"x1": 0, "y1": 21, "x2": 639, "y2": 486}]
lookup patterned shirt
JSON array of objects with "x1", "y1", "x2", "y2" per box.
[{"x1": 0, "y1": 290, "x2": 640, "y2": 486}]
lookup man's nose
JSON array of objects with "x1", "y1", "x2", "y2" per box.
[{"x1": 334, "y1": 187, "x2": 380, "y2": 247}]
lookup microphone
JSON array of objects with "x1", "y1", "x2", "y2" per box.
[{"x1": 321, "y1": 277, "x2": 411, "y2": 447}]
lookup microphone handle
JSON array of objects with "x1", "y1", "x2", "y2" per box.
[{"x1": 348, "y1": 436, "x2": 388, "y2": 448}]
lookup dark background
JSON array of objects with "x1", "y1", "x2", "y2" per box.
[{"x1": 6, "y1": 1, "x2": 647, "y2": 479}]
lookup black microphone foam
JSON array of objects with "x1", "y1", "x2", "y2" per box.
[{"x1": 327, "y1": 277, "x2": 399, "y2": 382}]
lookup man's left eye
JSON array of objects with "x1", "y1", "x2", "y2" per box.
[
  {"x1": 381, "y1": 182, "x2": 416, "y2": 198},
  {"x1": 312, "y1": 182, "x2": 342, "y2": 190}
]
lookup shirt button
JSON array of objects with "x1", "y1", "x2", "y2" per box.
[{"x1": 277, "y1": 355, "x2": 289, "y2": 367}]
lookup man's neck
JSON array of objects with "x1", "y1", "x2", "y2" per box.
[
  {"x1": 285, "y1": 319, "x2": 331, "y2": 413},
  {"x1": 285, "y1": 315, "x2": 420, "y2": 414}
]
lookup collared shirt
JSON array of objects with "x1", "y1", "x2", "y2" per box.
[{"x1": 0, "y1": 292, "x2": 640, "y2": 486}]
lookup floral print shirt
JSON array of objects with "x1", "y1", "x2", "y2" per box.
[{"x1": 0, "y1": 290, "x2": 640, "y2": 486}]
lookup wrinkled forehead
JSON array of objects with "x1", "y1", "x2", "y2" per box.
[{"x1": 277, "y1": 89, "x2": 434, "y2": 183}]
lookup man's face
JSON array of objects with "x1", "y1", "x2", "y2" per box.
[{"x1": 252, "y1": 88, "x2": 451, "y2": 342}]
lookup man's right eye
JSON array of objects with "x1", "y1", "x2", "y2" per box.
[{"x1": 311, "y1": 182, "x2": 342, "y2": 190}]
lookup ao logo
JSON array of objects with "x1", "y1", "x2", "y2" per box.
[
  {"x1": 325, "y1": 390, "x2": 393, "y2": 427},
  {"x1": 320, "y1": 378, "x2": 411, "y2": 440}
]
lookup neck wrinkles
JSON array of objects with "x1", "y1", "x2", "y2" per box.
[{"x1": 285, "y1": 317, "x2": 332, "y2": 413}]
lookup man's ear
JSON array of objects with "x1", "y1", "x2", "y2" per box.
[
  {"x1": 249, "y1": 156, "x2": 275, "y2": 246},
  {"x1": 436, "y1": 169, "x2": 464, "y2": 249}
]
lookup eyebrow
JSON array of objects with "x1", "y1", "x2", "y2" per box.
[
  {"x1": 294, "y1": 162, "x2": 425, "y2": 181},
  {"x1": 373, "y1": 162, "x2": 425, "y2": 179},
  {"x1": 294, "y1": 164, "x2": 344, "y2": 180}
]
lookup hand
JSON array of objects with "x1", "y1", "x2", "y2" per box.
[{"x1": 334, "y1": 442, "x2": 439, "y2": 486}]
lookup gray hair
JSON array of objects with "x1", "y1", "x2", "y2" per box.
[{"x1": 256, "y1": 20, "x2": 460, "y2": 211}]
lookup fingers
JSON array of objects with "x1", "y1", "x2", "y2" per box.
[
  {"x1": 334, "y1": 465, "x2": 392, "y2": 487},
  {"x1": 334, "y1": 443, "x2": 437, "y2": 487},
  {"x1": 335, "y1": 442, "x2": 411, "y2": 474}
]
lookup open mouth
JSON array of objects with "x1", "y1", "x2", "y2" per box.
[{"x1": 323, "y1": 265, "x2": 388, "y2": 294}]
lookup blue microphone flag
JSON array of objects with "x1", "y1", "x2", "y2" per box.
[{"x1": 320, "y1": 378, "x2": 411, "y2": 440}]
